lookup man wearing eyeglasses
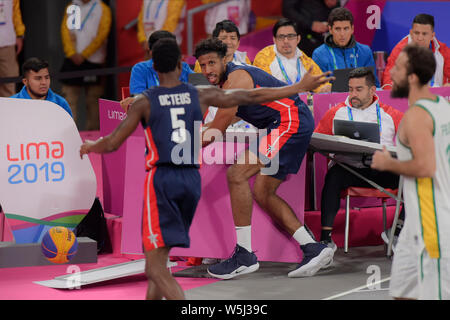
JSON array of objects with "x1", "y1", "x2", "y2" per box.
[{"x1": 253, "y1": 18, "x2": 331, "y2": 93}]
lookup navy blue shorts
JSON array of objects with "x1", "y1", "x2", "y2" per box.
[
  {"x1": 250, "y1": 100, "x2": 314, "y2": 180},
  {"x1": 142, "y1": 166, "x2": 201, "y2": 251}
]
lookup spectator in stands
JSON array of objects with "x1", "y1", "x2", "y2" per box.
[
  {"x1": 60, "y1": 0, "x2": 112, "y2": 131},
  {"x1": 137, "y1": 0, "x2": 186, "y2": 52},
  {"x1": 203, "y1": 0, "x2": 251, "y2": 37},
  {"x1": 0, "y1": 0, "x2": 25, "y2": 97},
  {"x1": 382, "y1": 13, "x2": 450, "y2": 88},
  {"x1": 11, "y1": 58, "x2": 73, "y2": 117},
  {"x1": 314, "y1": 67, "x2": 403, "y2": 250},
  {"x1": 282, "y1": 0, "x2": 340, "y2": 57},
  {"x1": 253, "y1": 18, "x2": 331, "y2": 93},
  {"x1": 129, "y1": 30, "x2": 194, "y2": 97},
  {"x1": 312, "y1": 7, "x2": 380, "y2": 87},
  {"x1": 194, "y1": 20, "x2": 251, "y2": 73}
]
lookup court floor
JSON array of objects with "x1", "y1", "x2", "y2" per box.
[
  {"x1": 0, "y1": 244, "x2": 393, "y2": 301},
  {"x1": 175, "y1": 245, "x2": 394, "y2": 300}
]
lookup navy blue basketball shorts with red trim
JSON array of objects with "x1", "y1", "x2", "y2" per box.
[
  {"x1": 250, "y1": 98, "x2": 314, "y2": 181},
  {"x1": 142, "y1": 166, "x2": 201, "y2": 252}
]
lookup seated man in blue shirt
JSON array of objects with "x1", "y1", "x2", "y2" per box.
[
  {"x1": 129, "y1": 30, "x2": 194, "y2": 95},
  {"x1": 11, "y1": 57, "x2": 73, "y2": 117},
  {"x1": 312, "y1": 7, "x2": 380, "y2": 87}
]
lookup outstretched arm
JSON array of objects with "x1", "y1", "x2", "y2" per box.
[
  {"x1": 198, "y1": 67, "x2": 333, "y2": 108},
  {"x1": 80, "y1": 95, "x2": 150, "y2": 157}
]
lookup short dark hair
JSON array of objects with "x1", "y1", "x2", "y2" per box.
[
  {"x1": 272, "y1": 18, "x2": 298, "y2": 37},
  {"x1": 412, "y1": 13, "x2": 435, "y2": 30},
  {"x1": 212, "y1": 20, "x2": 241, "y2": 40},
  {"x1": 348, "y1": 67, "x2": 376, "y2": 87},
  {"x1": 152, "y1": 38, "x2": 181, "y2": 73},
  {"x1": 194, "y1": 38, "x2": 227, "y2": 59},
  {"x1": 22, "y1": 57, "x2": 49, "y2": 76},
  {"x1": 402, "y1": 44, "x2": 436, "y2": 86},
  {"x1": 328, "y1": 7, "x2": 354, "y2": 27},
  {"x1": 148, "y1": 30, "x2": 176, "y2": 51}
]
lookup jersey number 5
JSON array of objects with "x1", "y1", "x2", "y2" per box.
[{"x1": 170, "y1": 108, "x2": 187, "y2": 144}]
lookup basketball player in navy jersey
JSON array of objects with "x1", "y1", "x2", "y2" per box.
[
  {"x1": 80, "y1": 38, "x2": 331, "y2": 299},
  {"x1": 195, "y1": 38, "x2": 336, "y2": 279}
]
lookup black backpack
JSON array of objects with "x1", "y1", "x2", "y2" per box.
[{"x1": 74, "y1": 197, "x2": 112, "y2": 254}]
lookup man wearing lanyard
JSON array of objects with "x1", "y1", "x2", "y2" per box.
[
  {"x1": 314, "y1": 67, "x2": 403, "y2": 250},
  {"x1": 60, "y1": 0, "x2": 112, "y2": 131},
  {"x1": 253, "y1": 18, "x2": 331, "y2": 93},
  {"x1": 312, "y1": 8, "x2": 380, "y2": 87},
  {"x1": 382, "y1": 14, "x2": 450, "y2": 88},
  {"x1": 137, "y1": 0, "x2": 186, "y2": 53},
  {"x1": 128, "y1": 30, "x2": 194, "y2": 98}
]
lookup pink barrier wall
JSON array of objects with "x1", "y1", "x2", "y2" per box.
[
  {"x1": 99, "y1": 100, "x2": 307, "y2": 263},
  {"x1": 99, "y1": 100, "x2": 145, "y2": 216},
  {"x1": 312, "y1": 87, "x2": 450, "y2": 210},
  {"x1": 171, "y1": 147, "x2": 306, "y2": 262}
]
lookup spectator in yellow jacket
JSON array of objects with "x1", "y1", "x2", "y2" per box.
[
  {"x1": 253, "y1": 18, "x2": 331, "y2": 93},
  {"x1": 137, "y1": 0, "x2": 186, "y2": 51},
  {"x1": 0, "y1": 0, "x2": 25, "y2": 97},
  {"x1": 60, "y1": 0, "x2": 112, "y2": 131}
]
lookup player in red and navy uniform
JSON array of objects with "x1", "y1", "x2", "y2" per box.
[
  {"x1": 80, "y1": 38, "x2": 332, "y2": 299},
  {"x1": 195, "y1": 38, "x2": 335, "y2": 279}
]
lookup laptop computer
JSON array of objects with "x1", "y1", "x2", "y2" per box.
[
  {"x1": 188, "y1": 73, "x2": 211, "y2": 86},
  {"x1": 331, "y1": 67, "x2": 375, "y2": 92},
  {"x1": 333, "y1": 119, "x2": 380, "y2": 143}
]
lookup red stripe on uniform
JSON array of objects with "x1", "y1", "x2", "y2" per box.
[
  {"x1": 144, "y1": 127, "x2": 159, "y2": 170},
  {"x1": 259, "y1": 98, "x2": 300, "y2": 158},
  {"x1": 142, "y1": 167, "x2": 165, "y2": 251},
  {"x1": 202, "y1": 109, "x2": 209, "y2": 123}
]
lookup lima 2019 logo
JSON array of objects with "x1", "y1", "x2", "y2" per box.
[{"x1": 6, "y1": 141, "x2": 65, "y2": 185}]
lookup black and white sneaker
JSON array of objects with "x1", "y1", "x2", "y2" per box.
[
  {"x1": 288, "y1": 242, "x2": 334, "y2": 278},
  {"x1": 207, "y1": 245, "x2": 259, "y2": 280}
]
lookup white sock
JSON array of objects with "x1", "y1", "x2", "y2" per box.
[
  {"x1": 236, "y1": 226, "x2": 252, "y2": 252},
  {"x1": 293, "y1": 226, "x2": 315, "y2": 245}
]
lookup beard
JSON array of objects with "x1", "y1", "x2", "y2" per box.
[
  {"x1": 350, "y1": 98, "x2": 363, "y2": 108},
  {"x1": 350, "y1": 96, "x2": 372, "y2": 109},
  {"x1": 28, "y1": 86, "x2": 48, "y2": 99},
  {"x1": 391, "y1": 78, "x2": 410, "y2": 98}
]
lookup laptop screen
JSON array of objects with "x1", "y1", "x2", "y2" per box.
[
  {"x1": 333, "y1": 119, "x2": 380, "y2": 143},
  {"x1": 331, "y1": 67, "x2": 376, "y2": 92}
]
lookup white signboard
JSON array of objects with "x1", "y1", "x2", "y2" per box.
[{"x1": 0, "y1": 98, "x2": 97, "y2": 221}]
